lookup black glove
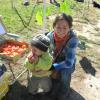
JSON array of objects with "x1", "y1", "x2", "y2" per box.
[{"x1": 49, "y1": 65, "x2": 55, "y2": 71}]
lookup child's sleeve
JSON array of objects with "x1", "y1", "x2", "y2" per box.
[{"x1": 24, "y1": 58, "x2": 34, "y2": 70}]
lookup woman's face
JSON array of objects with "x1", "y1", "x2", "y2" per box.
[
  {"x1": 31, "y1": 46, "x2": 43, "y2": 57},
  {"x1": 54, "y1": 20, "x2": 70, "y2": 37}
]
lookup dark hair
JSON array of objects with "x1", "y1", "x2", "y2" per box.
[
  {"x1": 53, "y1": 13, "x2": 73, "y2": 28},
  {"x1": 30, "y1": 34, "x2": 50, "y2": 52}
]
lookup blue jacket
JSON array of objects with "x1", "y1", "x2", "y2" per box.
[{"x1": 47, "y1": 30, "x2": 78, "y2": 73}]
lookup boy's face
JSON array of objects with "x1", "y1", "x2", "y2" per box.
[
  {"x1": 54, "y1": 20, "x2": 70, "y2": 37},
  {"x1": 31, "y1": 46, "x2": 43, "y2": 57}
]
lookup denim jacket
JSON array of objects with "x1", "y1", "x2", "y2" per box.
[{"x1": 47, "y1": 30, "x2": 79, "y2": 73}]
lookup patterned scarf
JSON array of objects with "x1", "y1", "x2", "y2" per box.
[{"x1": 54, "y1": 32, "x2": 69, "y2": 55}]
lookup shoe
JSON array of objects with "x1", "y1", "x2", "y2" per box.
[
  {"x1": 23, "y1": 1, "x2": 30, "y2": 6},
  {"x1": 55, "y1": 3, "x2": 60, "y2": 7},
  {"x1": 57, "y1": 93, "x2": 70, "y2": 100}
]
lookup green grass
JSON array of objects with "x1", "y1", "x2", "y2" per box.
[
  {"x1": 0, "y1": 0, "x2": 37, "y2": 34},
  {"x1": 0, "y1": 0, "x2": 60, "y2": 39},
  {"x1": 0, "y1": 0, "x2": 94, "y2": 40}
]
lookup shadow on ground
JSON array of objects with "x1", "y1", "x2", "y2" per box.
[
  {"x1": 69, "y1": 88, "x2": 85, "y2": 100},
  {"x1": 2, "y1": 81, "x2": 85, "y2": 100},
  {"x1": 2, "y1": 81, "x2": 28, "y2": 100},
  {"x1": 79, "y1": 57, "x2": 96, "y2": 76}
]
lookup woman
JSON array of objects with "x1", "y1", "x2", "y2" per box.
[{"x1": 47, "y1": 13, "x2": 78, "y2": 100}]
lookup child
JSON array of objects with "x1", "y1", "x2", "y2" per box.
[{"x1": 24, "y1": 34, "x2": 52, "y2": 96}]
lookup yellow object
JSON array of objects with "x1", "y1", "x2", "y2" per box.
[{"x1": 0, "y1": 72, "x2": 10, "y2": 100}]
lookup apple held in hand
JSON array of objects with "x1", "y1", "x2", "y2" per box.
[{"x1": 28, "y1": 53, "x2": 39, "y2": 64}]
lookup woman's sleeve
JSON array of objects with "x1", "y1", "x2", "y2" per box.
[{"x1": 53, "y1": 37, "x2": 79, "y2": 70}]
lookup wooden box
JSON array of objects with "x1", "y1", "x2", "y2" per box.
[{"x1": 0, "y1": 40, "x2": 29, "y2": 63}]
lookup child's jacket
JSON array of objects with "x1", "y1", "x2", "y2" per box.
[{"x1": 24, "y1": 52, "x2": 52, "y2": 77}]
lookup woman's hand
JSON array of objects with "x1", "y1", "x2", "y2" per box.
[{"x1": 51, "y1": 70, "x2": 59, "y2": 79}]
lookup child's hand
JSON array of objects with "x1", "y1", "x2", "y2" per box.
[{"x1": 28, "y1": 52, "x2": 38, "y2": 64}]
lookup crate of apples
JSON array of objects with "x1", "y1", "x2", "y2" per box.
[{"x1": 0, "y1": 40, "x2": 29, "y2": 62}]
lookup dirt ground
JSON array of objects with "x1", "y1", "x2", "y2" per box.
[{"x1": 1, "y1": 1, "x2": 100, "y2": 100}]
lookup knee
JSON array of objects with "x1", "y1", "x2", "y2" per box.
[{"x1": 44, "y1": 84, "x2": 51, "y2": 93}]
